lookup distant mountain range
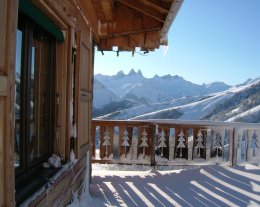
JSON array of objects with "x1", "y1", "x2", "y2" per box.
[{"x1": 93, "y1": 69, "x2": 260, "y2": 123}]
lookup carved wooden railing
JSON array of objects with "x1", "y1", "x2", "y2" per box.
[{"x1": 92, "y1": 119, "x2": 260, "y2": 166}]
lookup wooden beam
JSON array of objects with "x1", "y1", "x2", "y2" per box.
[
  {"x1": 99, "y1": 27, "x2": 161, "y2": 38},
  {"x1": 142, "y1": 0, "x2": 168, "y2": 14},
  {"x1": 78, "y1": 0, "x2": 100, "y2": 42},
  {"x1": 100, "y1": 0, "x2": 114, "y2": 21},
  {"x1": 0, "y1": 75, "x2": 7, "y2": 97},
  {"x1": 118, "y1": 0, "x2": 165, "y2": 23}
]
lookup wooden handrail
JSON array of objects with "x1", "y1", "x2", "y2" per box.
[{"x1": 91, "y1": 119, "x2": 260, "y2": 166}]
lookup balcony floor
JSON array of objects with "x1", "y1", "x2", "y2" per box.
[{"x1": 88, "y1": 164, "x2": 260, "y2": 207}]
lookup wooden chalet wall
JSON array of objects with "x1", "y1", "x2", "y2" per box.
[
  {"x1": 0, "y1": 0, "x2": 181, "y2": 205},
  {"x1": 0, "y1": 0, "x2": 19, "y2": 206},
  {"x1": 0, "y1": 0, "x2": 93, "y2": 206}
]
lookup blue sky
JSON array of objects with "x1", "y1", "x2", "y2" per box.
[{"x1": 94, "y1": 0, "x2": 260, "y2": 85}]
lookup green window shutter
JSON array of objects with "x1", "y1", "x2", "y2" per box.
[{"x1": 19, "y1": 0, "x2": 64, "y2": 42}]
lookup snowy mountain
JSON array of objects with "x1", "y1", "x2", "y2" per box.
[
  {"x1": 94, "y1": 69, "x2": 231, "y2": 108},
  {"x1": 93, "y1": 79, "x2": 119, "y2": 108},
  {"x1": 93, "y1": 72, "x2": 260, "y2": 123},
  {"x1": 99, "y1": 78, "x2": 259, "y2": 123}
]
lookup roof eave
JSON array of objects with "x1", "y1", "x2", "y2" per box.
[{"x1": 160, "y1": 0, "x2": 184, "y2": 46}]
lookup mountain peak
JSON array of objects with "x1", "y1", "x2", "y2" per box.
[
  {"x1": 128, "y1": 69, "x2": 143, "y2": 77},
  {"x1": 162, "y1": 74, "x2": 172, "y2": 79},
  {"x1": 114, "y1": 70, "x2": 125, "y2": 78},
  {"x1": 161, "y1": 74, "x2": 183, "y2": 80},
  {"x1": 137, "y1": 69, "x2": 143, "y2": 76},
  {"x1": 128, "y1": 69, "x2": 136, "y2": 76}
]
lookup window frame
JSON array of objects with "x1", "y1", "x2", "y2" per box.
[{"x1": 15, "y1": 13, "x2": 56, "y2": 197}]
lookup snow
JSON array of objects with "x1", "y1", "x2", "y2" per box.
[
  {"x1": 226, "y1": 105, "x2": 260, "y2": 122},
  {"x1": 228, "y1": 79, "x2": 260, "y2": 93},
  {"x1": 130, "y1": 91, "x2": 233, "y2": 120},
  {"x1": 94, "y1": 70, "x2": 231, "y2": 108},
  {"x1": 94, "y1": 76, "x2": 260, "y2": 121},
  {"x1": 21, "y1": 161, "x2": 77, "y2": 207},
  {"x1": 93, "y1": 79, "x2": 119, "y2": 108},
  {"x1": 68, "y1": 164, "x2": 260, "y2": 207},
  {"x1": 97, "y1": 96, "x2": 204, "y2": 120}
]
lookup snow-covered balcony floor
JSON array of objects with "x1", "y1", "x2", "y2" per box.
[{"x1": 88, "y1": 164, "x2": 260, "y2": 207}]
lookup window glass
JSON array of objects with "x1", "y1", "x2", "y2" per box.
[
  {"x1": 15, "y1": 14, "x2": 56, "y2": 205},
  {"x1": 28, "y1": 35, "x2": 52, "y2": 164},
  {"x1": 15, "y1": 29, "x2": 23, "y2": 168},
  {"x1": 15, "y1": 17, "x2": 55, "y2": 171}
]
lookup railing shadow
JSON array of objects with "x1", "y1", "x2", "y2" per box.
[{"x1": 91, "y1": 165, "x2": 260, "y2": 207}]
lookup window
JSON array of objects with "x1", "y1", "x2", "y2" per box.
[{"x1": 15, "y1": 14, "x2": 56, "y2": 204}]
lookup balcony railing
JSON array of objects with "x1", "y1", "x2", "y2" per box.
[{"x1": 92, "y1": 119, "x2": 260, "y2": 166}]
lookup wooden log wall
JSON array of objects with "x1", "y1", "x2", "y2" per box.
[
  {"x1": 0, "y1": 0, "x2": 19, "y2": 206},
  {"x1": 0, "y1": 0, "x2": 94, "y2": 205}
]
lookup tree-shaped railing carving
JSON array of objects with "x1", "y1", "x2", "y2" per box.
[
  {"x1": 92, "y1": 120, "x2": 260, "y2": 166},
  {"x1": 177, "y1": 129, "x2": 186, "y2": 158},
  {"x1": 139, "y1": 129, "x2": 148, "y2": 158},
  {"x1": 195, "y1": 130, "x2": 204, "y2": 158}
]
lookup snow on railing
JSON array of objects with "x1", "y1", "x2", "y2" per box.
[{"x1": 91, "y1": 119, "x2": 260, "y2": 166}]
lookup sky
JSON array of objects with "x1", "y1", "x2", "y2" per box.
[{"x1": 94, "y1": 0, "x2": 260, "y2": 85}]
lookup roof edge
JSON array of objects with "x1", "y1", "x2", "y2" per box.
[{"x1": 160, "y1": 0, "x2": 184, "y2": 45}]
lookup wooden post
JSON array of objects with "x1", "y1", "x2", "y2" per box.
[
  {"x1": 91, "y1": 123, "x2": 97, "y2": 159},
  {"x1": 232, "y1": 127, "x2": 240, "y2": 166},
  {"x1": 220, "y1": 128, "x2": 225, "y2": 162},
  {"x1": 150, "y1": 124, "x2": 156, "y2": 167},
  {"x1": 246, "y1": 129, "x2": 250, "y2": 162},
  {"x1": 0, "y1": 0, "x2": 18, "y2": 206},
  {"x1": 228, "y1": 128, "x2": 234, "y2": 164},
  {"x1": 187, "y1": 128, "x2": 194, "y2": 161},
  {"x1": 206, "y1": 129, "x2": 212, "y2": 161},
  {"x1": 169, "y1": 128, "x2": 175, "y2": 161}
]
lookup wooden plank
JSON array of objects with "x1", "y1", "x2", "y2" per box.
[
  {"x1": 79, "y1": 0, "x2": 99, "y2": 42},
  {"x1": 55, "y1": 33, "x2": 69, "y2": 161},
  {"x1": 65, "y1": 28, "x2": 73, "y2": 161},
  {"x1": 2, "y1": 0, "x2": 18, "y2": 206},
  {"x1": 0, "y1": 75, "x2": 7, "y2": 97},
  {"x1": 100, "y1": 27, "x2": 161, "y2": 39},
  {"x1": 118, "y1": 0, "x2": 165, "y2": 23},
  {"x1": 100, "y1": 0, "x2": 114, "y2": 21},
  {"x1": 0, "y1": 0, "x2": 7, "y2": 68},
  {"x1": 144, "y1": 31, "x2": 160, "y2": 49},
  {"x1": 31, "y1": 0, "x2": 69, "y2": 29},
  {"x1": 115, "y1": 3, "x2": 134, "y2": 34},
  {"x1": 76, "y1": 26, "x2": 92, "y2": 158},
  {"x1": 27, "y1": 157, "x2": 86, "y2": 206},
  {"x1": 142, "y1": 0, "x2": 168, "y2": 14},
  {"x1": 0, "y1": 98, "x2": 4, "y2": 206}
]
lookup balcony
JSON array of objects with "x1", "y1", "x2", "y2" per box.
[
  {"x1": 89, "y1": 119, "x2": 260, "y2": 206},
  {"x1": 92, "y1": 119, "x2": 260, "y2": 166}
]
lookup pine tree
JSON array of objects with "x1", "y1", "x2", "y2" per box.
[
  {"x1": 122, "y1": 129, "x2": 130, "y2": 157},
  {"x1": 102, "y1": 127, "x2": 111, "y2": 157},
  {"x1": 195, "y1": 130, "x2": 204, "y2": 158},
  {"x1": 177, "y1": 130, "x2": 186, "y2": 158},
  {"x1": 139, "y1": 129, "x2": 148, "y2": 157},
  {"x1": 158, "y1": 129, "x2": 167, "y2": 156}
]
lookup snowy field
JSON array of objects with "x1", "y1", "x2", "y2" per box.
[{"x1": 69, "y1": 164, "x2": 260, "y2": 207}]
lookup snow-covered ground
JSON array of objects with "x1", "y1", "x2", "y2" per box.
[
  {"x1": 226, "y1": 105, "x2": 260, "y2": 122},
  {"x1": 68, "y1": 164, "x2": 260, "y2": 207}
]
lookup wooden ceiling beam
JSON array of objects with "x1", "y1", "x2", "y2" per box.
[
  {"x1": 118, "y1": 0, "x2": 165, "y2": 23},
  {"x1": 99, "y1": 27, "x2": 161, "y2": 38},
  {"x1": 142, "y1": 0, "x2": 168, "y2": 14},
  {"x1": 78, "y1": 0, "x2": 100, "y2": 41},
  {"x1": 100, "y1": 0, "x2": 114, "y2": 21}
]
